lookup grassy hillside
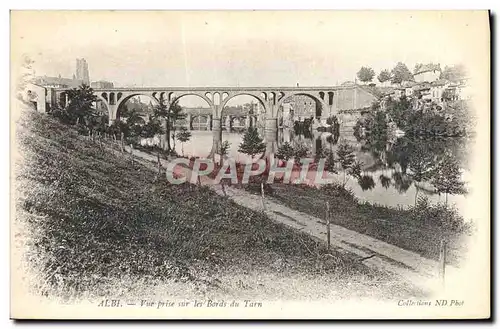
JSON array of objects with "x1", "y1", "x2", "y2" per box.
[{"x1": 13, "y1": 110, "x2": 420, "y2": 300}]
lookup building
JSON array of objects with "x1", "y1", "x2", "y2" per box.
[
  {"x1": 34, "y1": 58, "x2": 92, "y2": 89},
  {"x1": 76, "y1": 58, "x2": 90, "y2": 85},
  {"x1": 413, "y1": 63, "x2": 441, "y2": 83},
  {"x1": 33, "y1": 74, "x2": 84, "y2": 88},
  {"x1": 429, "y1": 80, "x2": 449, "y2": 102},
  {"x1": 401, "y1": 81, "x2": 417, "y2": 97},
  {"x1": 91, "y1": 80, "x2": 114, "y2": 88},
  {"x1": 24, "y1": 83, "x2": 48, "y2": 112}
]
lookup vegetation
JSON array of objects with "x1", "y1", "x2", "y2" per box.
[
  {"x1": 51, "y1": 84, "x2": 98, "y2": 128},
  {"x1": 377, "y1": 69, "x2": 391, "y2": 84},
  {"x1": 356, "y1": 66, "x2": 375, "y2": 84},
  {"x1": 276, "y1": 141, "x2": 295, "y2": 162},
  {"x1": 16, "y1": 110, "x2": 397, "y2": 299},
  {"x1": 238, "y1": 127, "x2": 266, "y2": 159},
  {"x1": 176, "y1": 126, "x2": 192, "y2": 156},
  {"x1": 151, "y1": 96, "x2": 186, "y2": 153},
  {"x1": 336, "y1": 142, "x2": 362, "y2": 187},
  {"x1": 390, "y1": 62, "x2": 414, "y2": 85},
  {"x1": 218, "y1": 140, "x2": 231, "y2": 166},
  {"x1": 356, "y1": 96, "x2": 472, "y2": 138},
  {"x1": 431, "y1": 154, "x2": 467, "y2": 204},
  {"x1": 270, "y1": 183, "x2": 471, "y2": 265},
  {"x1": 16, "y1": 54, "x2": 36, "y2": 101},
  {"x1": 440, "y1": 64, "x2": 467, "y2": 82}
]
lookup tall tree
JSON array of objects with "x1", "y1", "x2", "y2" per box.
[
  {"x1": 390, "y1": 62, "x2": 414, "y2": 85},
  {"x1": 431, "y1": 155, "x2": 466, "y2": 205},
  {"x1": 356, "y1": 66, "x2": 375, "y2": 84},
  {"x1": 238, "y1": 127, "x2": 266, "y2": 159},
  {"x1": 336, "y1": 142, "x2": 357, "y2": 187},
  {"x1": 377, "y1": 69, "x2": 391, "y2": 84},
  {"x1": 219, "y1": 140, "x2": 231, "y2": 166},
  {"x1": 169, "y1": 102, "x2": 187, "y2": 152},
  {"x1": 65, "y1": 84, "x2": 98, "y2": 126},
  {"x1": 153, "y1": 94, "x2": 175, "y2": 152},
  {"x1": 408, "y1": 148, "x2": 436, "y2": 205}
]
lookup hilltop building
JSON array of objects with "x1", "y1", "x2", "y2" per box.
[{"x1": 76, "y1": 58, "x2": 90, "y2": 85}]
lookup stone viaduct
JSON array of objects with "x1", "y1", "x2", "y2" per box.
[{"x1": 52, "y1": 85, "x2": 376, "y2": 156}]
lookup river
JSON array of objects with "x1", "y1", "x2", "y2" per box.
[{"x1": 173, "y1": 126, "x2": 470, "y2": 215}]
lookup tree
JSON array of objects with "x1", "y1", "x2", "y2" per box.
[
  {"x1": 176, "y1": 126, "x2": 192, "y2": 157},
  {"x1": 440, "y1": 64, "x2": 467, "y2": 82},
  {"x1": 219, "y1": 140, "x2": 231, "y2": 166},
  {"x1": 276, "y1": 142, "x2": 294, "y2": 162},
  {"x1": 431, "y1": 155, "x2": 466, "y2": 205},
  {"x1": 336, "y1": 142, "x2": 357, "y2": 187},
  {"x1": 140, "y1": 116, "x2": 165, "y2": 173},
  {"x1": 141, "y1": 115, "x2": 164, "y2": 140},
  {"x1": 238, "y1": 127, "x2": 266, "y2": 159},
  {"x1": 292, "y1": 142, "x2": 309, "y2": 165},
  {"x1": 356, "y1": 66, "x2": 375, "y2": 84},
  {"x1": 16, "y1": 54, "x2": 35, "y2": 101},
  {"x1": 408, "y1": 147, "x2": 436, "y2": 205},
  {"x1": 413, "y1": 63, "x2": 424, "y2": 74},
  {"x1": 169, "y1": 102, "x2": 187, "y2": 152},
  {"x1": 377, "y1": 69, "x2": 391, "y2": 84},
  {"x1": 357, "y1": 175, "x2": 375, "y2": 191},
  {"x1": 379, "y1": 174, "x2": 392, "y2": 189},
  {"x1": 390, "y1": 62, "x2": 414, "y2": 85},
  {"x1": 62, "y1": 84, "x2": 98, "y2": 127},
  {"x1": 323, "y1": 149, "x2": 337, "y2": 175},
  {"x1": 153, "y1": 94, "x2": 173, "y2": 152}
]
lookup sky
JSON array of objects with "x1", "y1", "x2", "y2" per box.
[{"x1": 11, "y1": 10, "x2": 489, "y2": 106}]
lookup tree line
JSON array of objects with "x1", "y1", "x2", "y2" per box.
[
  {"x1": 356, "y1": 63, "x2": 466, "y2": 85},
  {"x1": 48, "y1": 84, "x2": 192, "y2": 157}
]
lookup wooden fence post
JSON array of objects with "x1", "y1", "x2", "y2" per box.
[
  {"x1": 120, "y1": 132, "x2": 124, "y2": 153},
  {"x1": 261, "y1": 182, "x2": 266, "y2": 211},
  {"x1": 326, "y1": 201, "x2": 331, "y2": 250},
  {"x1": 157, "y1": 151, "x2": 161, "y2": 175}
]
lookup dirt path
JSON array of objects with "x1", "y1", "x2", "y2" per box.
[{"x1": 124, "y1": 146, "x2": 457, "y2": 290}]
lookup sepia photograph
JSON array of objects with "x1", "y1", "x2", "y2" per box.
[{"x1": 9, "y1": 10, "x2": 491, "y2": 319}]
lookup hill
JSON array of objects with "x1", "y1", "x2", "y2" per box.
[{"x1": 13, "y1": 108, "x2": 419, "y2": 301}]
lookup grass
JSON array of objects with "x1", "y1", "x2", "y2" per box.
[
  {"x1": 267, "y1": 183, "x2": 472, "y2": 265},
  {"x1": 13, "y1": 110, "x2": 423, "y2": 301}
]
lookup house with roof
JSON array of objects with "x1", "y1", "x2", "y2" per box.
[
  {"x1": 429, "y1": 79, "x2": 450, "y2": 102},
  {"x1": 401, "y1": 81, "x2": 417, "y2": 97},
  {"x1": 413, "y1": 63, "x2": 441, "y2": 83}
]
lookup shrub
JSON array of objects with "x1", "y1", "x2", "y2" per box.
[
  {"x1": 320, "y1": 183, "x2": 356, "y2": 202},
  {"x1": 409, "y1": 197, "x2": 470, "y2": 234}
]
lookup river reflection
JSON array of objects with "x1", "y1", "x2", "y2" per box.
[{"x1": 179, "y1": 126, "x2": 470, "y2": 211}]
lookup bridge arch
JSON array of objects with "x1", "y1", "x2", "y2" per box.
[
  {"x1": 114, "y1": 93, "x2": 160, "y2": 120},
  {"x1": 170, "y1": 93, "x2": 213, "y2": 108},
  {"x1": 220, "y1": 92, "x2": 267, "y2": 113},
  {"x1": 277, "y1": 92, "x2": 328, "y2": 119}
]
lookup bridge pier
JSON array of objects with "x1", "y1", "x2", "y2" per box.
[
  {"x1": 186, "y1": 113, "x2": 192, "y2": 130},
  {"x1": 108, "y1": 104, "x2": 119, "y2": 125},
  {"x1": 208, "y1": 118, "x2": 222, "y2": 159},
  {"x1": 264, "y1": 118, "x2": 278, "y2": 156}
]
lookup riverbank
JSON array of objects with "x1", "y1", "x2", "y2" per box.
[
  {"x1": 263, "y1": 183, "x2": 471, "y2": 265},
  {"x1": 14, "y1": 110, "x2": 424, "y2": 301}
]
